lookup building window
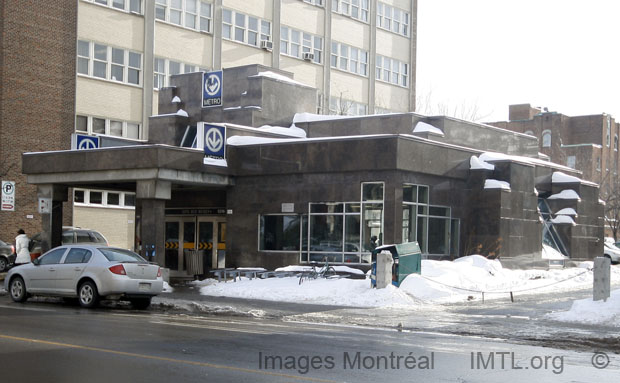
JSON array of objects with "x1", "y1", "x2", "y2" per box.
[
  {"x1": 542, "y1": 130, "x2": 551, "y2": 147},
  {"x1": 259, "y1": 215, "x2": 302, "y2": 251},
  {"x1": 222, "y1": 9, "x2": 271, "y2": 47},
  {"x1": 376, "y1": 55, "x2": 409, "y2": 87},
  {"x1": 607, "y1": 116, "x2": 611, "y2": 147},
  {"x1": 75, "y1": 114, "x2": 142, "y2": 140},
  {"x1": 77, "y1": 40, "x2": 142, "y2": 86},
  {"x1": 300, "y1": 0, "x2": 323, "y2": 6},
  {"x1": 374, "y1": 107, "x2": 391, "y2": 114},
  {"x1": 567, "y1": 156, "x2": 576, "y2": 169},
  {"x1": 377, "y1": 2, "x2": 410, "y2": 37},
  {"x1": 329, "y1": 97, "x2": 367, "y2": 116},
  {"x1": 280, "y1": 27, "x2": 323, "y2": 64},
  {"x1": 155, "y1": 0, "x2": 212, "y2": 32},
  {"x1": 83, "y1": 0, "x2": 143, "y2": 14},
  {"x1": 74, "y1": 189, "x2": 136, "y2": 209},
  {"x1": 153, "y1": 57, "x2": 208, "y2": 89},
  {"x1": 331, "y1": 42, "x2": 368, "y2": 76},
  {"x1": 332, "y1": 0, "x2": 369, "y2": 22}
]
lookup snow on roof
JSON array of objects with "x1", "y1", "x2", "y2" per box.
[
  {"x1": 484, "y1": 179, "x2": 511, "y2": 190},
  {"x1": 550, "y1": 215, "x2": 576, "y2": 226},
  {"x1": 479, "y1": 151, "x2": 588, "y2": 175},
  {"x1": 470, "y1": 155, "x2": 495, "y2": 170},
  {"x1": 248, "y1": 71, "x2": 313, "y2": 88},
  {"x1": 555, "y1": 207, "x2": 578, "y2": 216},
  {"x1": 534, "y1": 188, "x2": 539, "y2": 196},
  {"x1": 413, "y1": 121, "x2": 444, "y2": 136},
  {"x1": 176, "y1": 109, "x2": 188, "y2": 117},
  {"x1": 171, "y1": 96, "x2": 181, "y2": 103},
  {"x1": 151, "y1": 109, "x2": 189, "y2": 118},
  {"x1": 257, "y1": 125, "x2": 307, "y2": 138},
  {"x1": 552, "y1": 171, "x2": 582, "y2": 184},
  {"x1": 548, "y1": 189, "x2": 581, "y2": 201}
]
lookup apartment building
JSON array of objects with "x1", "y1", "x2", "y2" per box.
[
  {"x1": 76, "y1": 0, "x2": 418, "y2": 143},
  {"x1": 1, "y1": 0, "x2": 418, "y2": 247},
  {"x1": 488, "y1": 104, "x2": 619, "y2": 186}
]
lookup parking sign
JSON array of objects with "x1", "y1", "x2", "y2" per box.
[{"x1": 1, "y1": 181, "x2": 15, "y2": 211}]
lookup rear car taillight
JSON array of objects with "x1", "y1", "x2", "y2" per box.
[
  {"x1": 157, "y1": 267, "x2": 162, "y2": 278},
  {"x1": 109, "y1": 264, "x2": 127, "y2": 275}
]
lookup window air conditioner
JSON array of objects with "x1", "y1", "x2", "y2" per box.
[
  {"x1": 260, "y1": 40, "x2": 273, "y2": 50},
  {"x1": 302, "y1": 52, "x2": 314, "y2": 61}
]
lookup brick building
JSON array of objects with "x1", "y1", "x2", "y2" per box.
[
  {"x1": 488, "y1": 104, "x2": 619, "y2": 186},
  {"x1": 0, "y1": 1, "x2": 77, "y2": 243}
]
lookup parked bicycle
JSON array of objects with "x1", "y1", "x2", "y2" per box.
[{"x1": 298, "y1": 260, "x2": 338, "y2": 285}]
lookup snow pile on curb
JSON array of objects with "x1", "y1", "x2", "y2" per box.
[
  {"x1": 399, "y1": 255, "x2": 618, "y2": 303},
  {"x1": 545, "y1": 289, "x2": 620, "y2": 327},
  {"x1": 197, "y1": 256, "x2": 620, "y2": 307},
  {"x1": 200, "y1": 277, "x2": 418, "y2": 308},
  {"x1": 163, "y1": 281, "x2": 174, "y2": 293}
]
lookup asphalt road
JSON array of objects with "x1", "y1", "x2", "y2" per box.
[{"x1": 0, "y1": 297, "x2": 618, "y2": 382}]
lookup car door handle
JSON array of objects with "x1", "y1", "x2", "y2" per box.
[
  {"x1": 49, "y1": 268, "x2": 56, "y2": 272},
  {"x1": 74, "y1": 267, "x2": 83, "y2": 271}
]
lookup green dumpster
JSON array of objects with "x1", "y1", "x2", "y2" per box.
[{"x1": 371, "y1": 241, "x2": 422, "y2": 287}]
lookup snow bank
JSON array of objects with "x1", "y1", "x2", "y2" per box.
[
  {"x1": 198, "y1": 256, "x2": 620, "y2": 306},
  {"x1": 199, "y1": 277, "x2": 417, "y2": 308},
  {"x1": 163, "y1": 281, "x2": 174, "y2": 293},
  {"x1": 546, "y1": 289, "x2": 620, "y2": 326},
  {"x1": 399, "y1": 255, "x2": 620, "y2": 303},
  {"x1": 541, "y1": 244, "x2": 567, "y2": 260},
  {"x1": 275, "y1": 265, "x2": 365, "y2": 275}
]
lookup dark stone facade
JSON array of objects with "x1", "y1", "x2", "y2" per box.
[{"x1": 21, "y1": 66, "x2": 605, "y2": 271}]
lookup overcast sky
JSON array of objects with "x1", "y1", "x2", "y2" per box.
[{"x1": 416, "y1": 0, "x2": 620, "y2": 122}]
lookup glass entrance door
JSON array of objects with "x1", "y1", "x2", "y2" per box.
[{"x1": 165, "y1": 216, "x2": 226, "y2": 276}]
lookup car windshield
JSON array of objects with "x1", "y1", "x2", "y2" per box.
[{"x1": 99, "y1": 248, "x2": 147, "y2": 263}]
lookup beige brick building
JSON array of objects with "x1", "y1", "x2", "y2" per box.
[{"x1": 1, "y1": 0, "x2": 419, "y2": 248}]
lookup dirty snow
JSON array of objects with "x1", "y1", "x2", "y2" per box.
[
  {"x1": 546, "y1": 289, "x2": 620, "y2": 327},
  {"x1": 198, "y1": 256, "x2": 620, "y2": 306}
]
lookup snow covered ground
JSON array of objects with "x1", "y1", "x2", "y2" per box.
[
  {"x1": 545, "y1": 289, "x2": 620, "y2": 327},
  {"x1": 198, "y1": 255, "x2": 620, "y2": 308}
]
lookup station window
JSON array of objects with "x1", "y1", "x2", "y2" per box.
[
  {"x1": 77, "y1": 40, "x2": 142, "y2": 86},
  {"x1": 75, "y1": 115, "x2": 142, "y2": 140},
  {"x1": 259, "y1": 215, "x2": 302, "y2": 251},
  {"x1": 74, "y1": 189, "x2": 136, "y2": 209}
]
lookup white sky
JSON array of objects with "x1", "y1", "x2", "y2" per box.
[{"x1": 416, "y1": 0, "x2": 620, "y2": 122}]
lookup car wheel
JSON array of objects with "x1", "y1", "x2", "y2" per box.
[
  {"x1": 0, "y1": 257, "x2": 7, "y2": 272},
  {"x1": 130, "y1": 297, "x2": 152, "y2": 310},
  {"x1": 78, "y1": 281, "x2": 99, "y2": 308},
  {"x1": 9, "y1": 276, "x2": 28, "y2": 303}
]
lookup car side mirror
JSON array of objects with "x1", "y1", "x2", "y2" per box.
[{"x1": 32, "y1": 258, "x2": 40, "y2": 266}]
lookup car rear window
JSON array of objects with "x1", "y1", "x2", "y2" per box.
[
  {"x1": 91, "y1": 232, "x2": 107, "y2": 244},
  {"x1": 99, "y1": 248, "x2": 146, "y2": 263}
]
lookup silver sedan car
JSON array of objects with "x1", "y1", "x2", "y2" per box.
[{"x1": 5, "y1": 245, "x2": 163, "y2": 309}]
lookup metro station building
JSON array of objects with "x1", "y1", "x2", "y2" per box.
[{"x1": 21, "y1": 65, "x2": 604, "y2": 278}]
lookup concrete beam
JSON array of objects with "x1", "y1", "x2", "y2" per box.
[
  {"x1": 26, "y1": 168, "x2": 232, "y2": 187},
  {"x1": 136, "y1": 179, "x2": 171, "y2": 200}
]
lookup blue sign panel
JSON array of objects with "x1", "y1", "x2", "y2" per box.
[
  {"x1": 202, "y1": 70, "x2": 223, "y2": 108},
  {"x1": 204, "y1": 124, "x2": 226, "y2": 159},
  {"x1": 76, "y1": 134, "x2": 100, "y2": 150}
]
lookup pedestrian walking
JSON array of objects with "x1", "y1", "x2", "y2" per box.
[{"x1": 14, "y1": 229, "x2": 30, "y2": 266}]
